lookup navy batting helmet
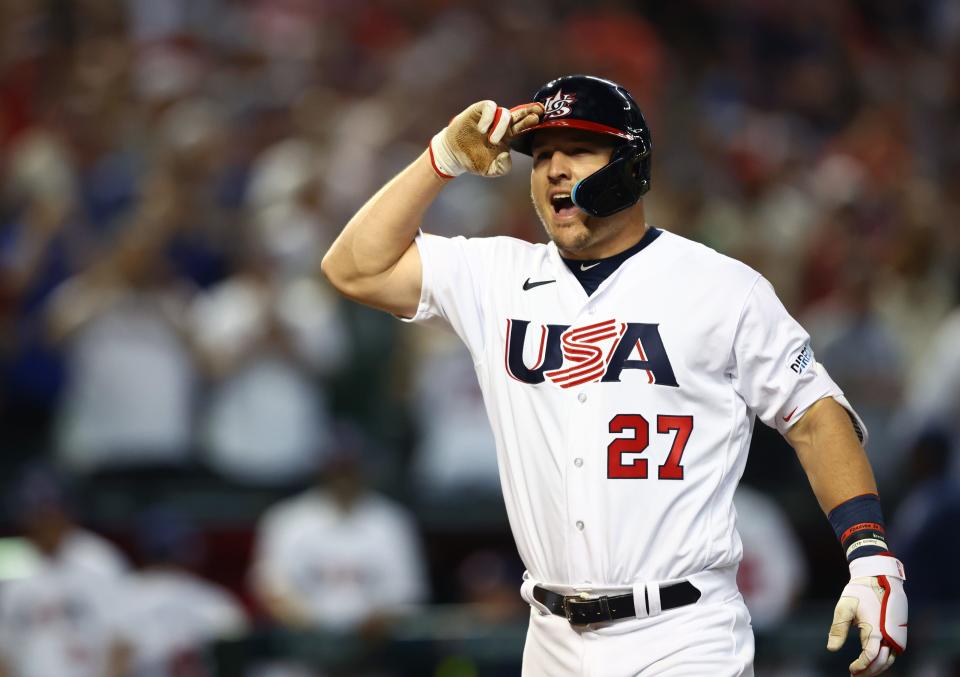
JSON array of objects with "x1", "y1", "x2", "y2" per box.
[{"x1": 511, "y1": 75, "x2": 652, "y2": 217}]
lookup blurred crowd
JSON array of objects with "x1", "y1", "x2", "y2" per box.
[{"x1": 1, "y1": 0, "x2": 959, "y2": 674}]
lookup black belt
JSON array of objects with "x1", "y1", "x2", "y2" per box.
[{"x1": 533, "y1": 581, "x2": 701, "y2": 626}]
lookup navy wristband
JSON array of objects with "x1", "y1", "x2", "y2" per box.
[{"x1": 827, "y1": 493, "x2": 890, "y2": 562}]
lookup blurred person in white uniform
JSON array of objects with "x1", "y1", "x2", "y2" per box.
[
  {"x1": 48, "y1": 224, "x2": 196, "y2": 471},
  {"x1": 409, "y1": 328, "x2": 500, "y2": 496},
  {"x1": 900, "y1": 299, "x2": 960, "y2": 477},
  {"x1": 106, "y1": 506, "x2": 248, "y2": 677},
  {"x1": 0, "y1": 464, "x2": 128, "y2": 677},
  {"x1": 250, "y1": 424, "x2": 428, "y2": 633},
  {"x1": 190, "y1": 238, "x2": 348, "y2": 485}
]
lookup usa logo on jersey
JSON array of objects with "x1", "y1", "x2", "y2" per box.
[
  {"x1": 504, "y1": 318, "x2": 679, "y2": 388},
  {"x1": 543, "y1": 90, "x2": 576, "y2": 118}
]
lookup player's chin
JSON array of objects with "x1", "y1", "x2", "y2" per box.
[
  {"x1": 546, "y1": 220, "x2": 592, "y2": 252},
  {"x1": 535, "y1": 203, "x2": 589, "y2": 248}
]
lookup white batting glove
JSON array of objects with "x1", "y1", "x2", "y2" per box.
[
  {"x1": 827, "y1": 555, "x2": 907, "y2": 676},
  {"x1": 428, "y1": 101, "x2": 543, "y2": 179}
]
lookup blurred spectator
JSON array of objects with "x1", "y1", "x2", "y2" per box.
[
  {"x1": 152, "y1": 97, "x2": 235, "y2": 290},
  {"x1": 0, "y1": 562, "x2": 120, "y2": 677},
  {"x1": 191, "y1": 239, "x2": 347, "y2": 485},
  {"x1": 409, "y1": 329, "x2": 499, "y2": 496},
  {"x1": 250, "y1": 424, "x2": 427, "y2": 632},
  {"x1": 245, "y1": 137, "x2": 331, "y2": 276},
  {"x1": 888, "y1": 431, "x2": 960, "y2": 677},
  {"x1": 875, "y1": 214, "x2": 955, "y2": 376},
  {"x1": 0, "y1": 130, "x2": 91, "y2": 461},
  {"x1": 560, "y1": 8, "x2": 665, "y2": 124},
  {"x1": 106, "y1": 506, "x2": 248, "y2": 677},
  {"x1": 889, "y1": 429, "x2": 960, "y2": 616},
  {"x1": 3, "y1": 462, "x2": 128, "y2": 579},
  {"x1": 733, "y1": 484, "x2": 808, "y2": 631},
  {"x1": 47, "y1": 224, "x2": 196, "y2": 471},
  {"x1": 899, "y1": 303, "x2": 960, "y2": 477},
  {"x1": 456, "y1": 549, "x2": 525, "y2": 624},
  {"x1": 0, "y1": 463, "x2": 128, "y2": 677},
  {"x1": 801, "y1": 264, "x2": 904, "y2": 482}
]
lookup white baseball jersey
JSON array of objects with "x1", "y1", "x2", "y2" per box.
[
  {"x1": 45, "y1": 529, "x2": 131, "y2": 580},
  {"x1": 0, "y1": 568, "x2": 120, "y2": 677},
  {"x1": 110, "y1": 568, "x2": 247, "y2": 677},
  {"x1": 251, "y1": 489, "x2": 428, "y2": 629},
  {"x1": 404, "y1": 227, "x2": 865, "y2": 590},
  {"x1": 0, "y1": 531, "x2": 128, "y2": 677}
]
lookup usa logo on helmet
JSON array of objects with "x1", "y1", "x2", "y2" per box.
[{"x1": 543, "y1": 89, "x2": 576, "y2": 118}]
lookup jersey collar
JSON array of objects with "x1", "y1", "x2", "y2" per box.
[{"x1": 560, "y1": 227, "x2": 662, "y2": 296}]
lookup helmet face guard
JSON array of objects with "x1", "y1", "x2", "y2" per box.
[{"x1": 512, "y1": 74, "x2": 652, "y2": 217}]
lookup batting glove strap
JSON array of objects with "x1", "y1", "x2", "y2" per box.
[
  {"x1": 428, "y1": 128, "x2": 466, "y2": 179},
  {"x1": 849, "y1": 554, "x2": 905, "y2": 581},
  {"x1": 427, "y1": 100, "x2": 521, "y2": 179},
  {"x1": 827, "y1": 557, "x2": 907, "y2": 676}
]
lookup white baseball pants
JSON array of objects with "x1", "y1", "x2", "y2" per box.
[{"x1": 520, "y1": 566, "x2": 754, "y2": 676}]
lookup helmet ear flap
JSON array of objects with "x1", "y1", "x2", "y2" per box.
[{"x1": 571, "y1": 141, "x2": 651, "y2": 217}]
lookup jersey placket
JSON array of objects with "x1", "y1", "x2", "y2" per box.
[{"x1": 561, "y1": 296, "x2": 603, "y2": 586}]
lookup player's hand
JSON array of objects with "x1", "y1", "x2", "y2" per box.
[
  {"x1": 429, "y1": 101, "x2": 543, "y2": 179},
  {"x1": 826, "y1": 555, "x2": 907, "y2": 676}
]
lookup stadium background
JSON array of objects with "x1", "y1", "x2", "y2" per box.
[{"x1": 1, "y1": 0, "x2": 958, "y2": 674}]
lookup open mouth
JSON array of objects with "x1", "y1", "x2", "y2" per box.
[{"x1": 550, "y1": 193, "x2": 579, "y2": 219}]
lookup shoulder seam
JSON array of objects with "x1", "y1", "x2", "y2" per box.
[{"x1": 727, "y1": 273, "x2": 765, "y2": 367}]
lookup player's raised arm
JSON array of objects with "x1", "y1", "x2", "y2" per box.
[
  {"x1": 786, "y1": 398, "x2": 907, "y2": 676},
  {"x1": 320, "y1": 101, "x2": 543, "y2": 317}
]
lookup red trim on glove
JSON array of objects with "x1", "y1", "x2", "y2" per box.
[
  {"x1": 877, "y1": 576, "x2": 905, "y2": 655},
  {"x1": 427, "y1": 143, "x2": 455, "y2": 180},
  {"x1": 487, "y1": 106, "x2": 504, "y2": 143}
]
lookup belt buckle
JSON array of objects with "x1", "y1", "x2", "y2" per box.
[{"x1": 563, "y1": 592, "x2": 591, "y2": 624}]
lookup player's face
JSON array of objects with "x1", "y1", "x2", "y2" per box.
[{"x1": 530, "y1": 129, "x2": 641, "y2": 259}]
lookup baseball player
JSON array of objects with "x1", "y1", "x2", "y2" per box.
[
  {"x1": 321, "y1": 75, "x2": 907, "y2": 676},
  {"x1": 250, "y1": 429, "x2": 428, "y2": 632},
  {"x1": 0, "y1": 465, "x2": 129, "y2": 677}
]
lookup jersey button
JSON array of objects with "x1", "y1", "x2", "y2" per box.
[
  {"x1": 576, "y1": 520, "x2": 585, "y2": 531},
  {"x1": 574, "y1": 457, "x2": 583, "y2": 467},
  {"x1": 578, "y1": 392, "x2": 587, "y2": 403}
]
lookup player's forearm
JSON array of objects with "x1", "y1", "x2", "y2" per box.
[
  {"x1": 321, "y1": 151, "x2": 445, "y2": 295},
  {"x1": 786, "y1": 397, "x2": 878, "y2": 514},
  {"x1": 792, "y1": 400, "x2": 907, "y2": 671}
]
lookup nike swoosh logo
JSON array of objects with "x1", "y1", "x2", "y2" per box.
[
  {"x1": 580, "y1": 262, "x2": 601, "y2": 271},
  {"x1": 523, "y1": 278, "x2": 556, "y2": 291},
  {"x1": 782, "y1": 407, "x2": 798, "y2": 422}
]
